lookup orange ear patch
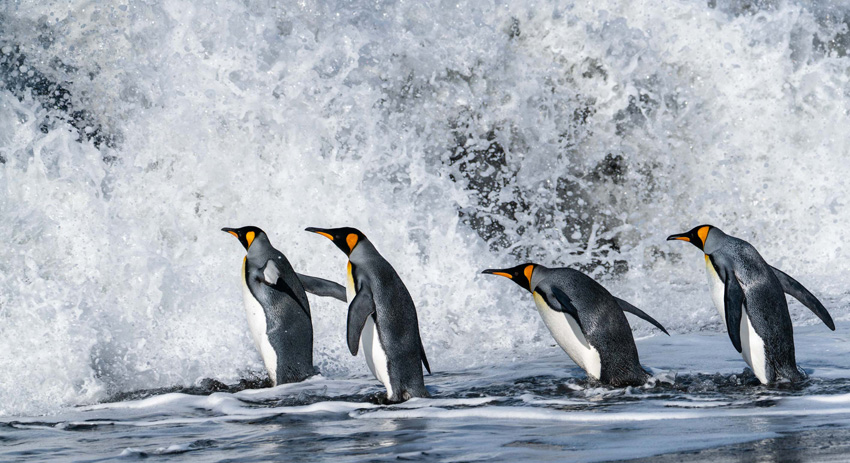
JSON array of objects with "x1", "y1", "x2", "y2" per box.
[
  {"x1": 245, "y1": 231, "x2": 256, "y2": 247},
  {"x1": 524, "y1": 265, "x2": 534, "y2": 282},
  {"x1": 346, "y1": 233, "x2": 359, "y2": 252},
  {"x1": 697, "y1": 226, "x2": 709, "y2": 245}
]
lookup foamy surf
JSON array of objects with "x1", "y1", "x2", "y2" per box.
[
  {"x1": 3, "y1": 325, "x2": 850, "y2": 461},
  {"x1": 4, "y1": 0, "x2": 850, "y2": 460}
]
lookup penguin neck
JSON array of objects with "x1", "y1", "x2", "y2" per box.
[
  {"x1": 246, "y1": 234, "x2": 274, "y2": 260},
  {"x1": 702, "y1": 228, "x2": 727, "y2": 255},
  {"x1": 348, "y1": 239, "x2": 378, "y2": 265},
  {"x1": 528, "y1": 265, "x2": 549, "y2": 292}
]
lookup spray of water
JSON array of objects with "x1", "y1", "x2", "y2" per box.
[{"x1": 1, "y1": 0, "x2": 849, "y2": 415}]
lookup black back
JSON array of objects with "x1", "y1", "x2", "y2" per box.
[
  {"x1": 536, "y1": 267, "x2": 649, "y2": 387},
  {"x1": 245, "y1": 236, "x2": 315, "y2": 384}
]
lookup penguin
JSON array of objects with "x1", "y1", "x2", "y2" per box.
[
  {"x1": 306, "y1": 226, "x2": 430, "y2": 402},
  {"x1": 483, "y1": 263, "x2": 668, "y2": 387},
  {"x1": 667, "y1": 224, "x2": 835, "y2": 384},
  {"x1": 223, "y1": 226, "x2": 345, "y2": 385}
]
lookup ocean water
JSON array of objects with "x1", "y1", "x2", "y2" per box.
[
  {"x1": 4, "y1": 324, "x2": 850, "y2": 462},
  {"x1": 2, "y1": 0, "x2": 850, "y2": 460}
]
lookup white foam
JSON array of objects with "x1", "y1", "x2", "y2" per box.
[
  {"x1": 2, "y1": 0, "x2": 850, "y2": 415},
  {"x1": 357, "y1": 393, "x2": 850, "y2": 423}
]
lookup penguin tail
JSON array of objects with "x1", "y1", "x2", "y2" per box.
[{"x1": 420, "y1": 342, "x2": 432, "y2": 375}]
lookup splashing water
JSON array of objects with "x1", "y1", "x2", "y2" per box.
[{"x1": 2, "y1": 0, "x2": 850, "y2": 421}]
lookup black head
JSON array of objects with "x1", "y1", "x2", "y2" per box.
[
  {"x1": 222, "y1": 226, "x2": 265, "y2": 250},
  {"x1": 305, "y1": 226, "x2": 365, "y2": 256},
  {"x1": 667, "y1": 224, "x2": 714, "y2": 251},
  {"x1": 481, "y1": 263, "x2": 536, "y2": 292}
]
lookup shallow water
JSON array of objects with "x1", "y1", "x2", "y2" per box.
[{"x1": 3, "y1": 323, "x2": 848, "y2": 462}]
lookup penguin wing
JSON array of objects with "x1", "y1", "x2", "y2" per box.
[
  {"x1": 550, "y1": 287, "x2": 585, "y2": 333},
  {"x1": 259, "y1": 260, "x2": 311, "y2": 319},
  {"x1": 722, "y1": 269, "x2": 745, "y2": 354},
  {"x1": 346, "y1": 283, "x2": 376, "y2": 356},
  {"x1": 770, "y1": 266, "x2": 835, "y2": 330},
  {"x1": 296, "y1": 273, "x2": 347, "y2": 302},
  {"x1": 263, "y1": 259, "x2": 281, "y2": 284},
  {"x1": 614, "y1": 297, "x2": 670, "y2": 335}
]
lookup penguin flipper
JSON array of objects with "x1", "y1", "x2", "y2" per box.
[
  {"x1": 296, "y1": 273, "x2": 347, "y2": 302},
  {"x1": 723, "y1": 273, "x2": 745, "y2": 353},
  {"x1": 347, "y1": 285, "x2": 376, "y2": 356},
  {"x1": 770, "y1": 266, "x2": 835, "y2": 331},
  {"x1": 260, "y1": 260, "x2": 311, "y2": 319},
  {"x1": 419, "y1": 340, "x2": 431, "y2": 375},
  {"x1": 550, "y1": 287, "x2": 585, "y2": 333},
  {"x1": 614, "y1": 297, "x2": 670, "y2": 335}
]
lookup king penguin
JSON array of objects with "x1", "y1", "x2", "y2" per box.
[
  {"x1": 483, "y1": 263, "x2": 668, "y2": 387},
  {"x1": 223, "y1": 226, "x2": 346, "y2": 386},
  {"x1": 306, "y1": 226, "x2": 430, "y2": 402},
  {"x1": 667, "y1": 224, "x2": 835, "y2": 384}
]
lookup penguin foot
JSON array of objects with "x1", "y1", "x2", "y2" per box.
[{"x1": 366, "y1": 392, "x2": 392, "y2": 405}]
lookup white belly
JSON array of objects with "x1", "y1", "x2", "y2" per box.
[
  {"x1": 533, "y1": 292, "x2": 602, "y2": 380},
  {"x1": 347, "y1": 263, "x2": 393, "y2": 396},
  {"x1": 241, "y1": 258, "x2": 279, "y2": 386},
  {"x1": 705, "y1": 256, "x2": 768, "y2": 383}
]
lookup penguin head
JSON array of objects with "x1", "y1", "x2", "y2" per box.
[
  {"x1": 666, "y1": 224, "x2": 715, "y2": 252},
  {"x1": 306, "y1": 226, "x2": 365, "y2": 256},
  {"x1": 482, "y1": 263, "x2": 536, "y2": 292},
  {"x1": 222, "y1": 226, "x2": 265, "y2": 250}
]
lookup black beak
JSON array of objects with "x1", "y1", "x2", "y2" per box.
[
  {"x1": 481, "y1": 268, "x2": 513, "y2": 279},
  {"x1": 222, "y1": 227, "x2": 237, "y2": 234},
  {"x1": 666, "y1": 233, "x2": 690, "y2": 242},
  {"x1": 306, "y1": 227, "x2": 336, "y2": 241}
]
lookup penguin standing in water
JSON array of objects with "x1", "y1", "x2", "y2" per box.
[
  {"x1": 306, "y1": 226, "x2": 430, "y2": 402},
  {"x1": 483, "y1": 263, "x2": 668, "y2": 387},
  {"x1": 668, "y1": 225, "x2": 835, "y2": 384},
  {"x1": 223, "y1": 226, "x2": 345, "y2": 386}
]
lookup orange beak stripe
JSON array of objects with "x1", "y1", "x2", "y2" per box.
[
  {"x1": 674, "y1": 237, "x2": 690, "y2": 242},
  {"x1": 491, "y1": 272, "x2": 513, "y2": 279},
  {"x1": 315, "y1": 231, "x2": 334, "y2": 241},
  {"x1": 227, "y1": 231, "x2": 238, "y2": 238}
]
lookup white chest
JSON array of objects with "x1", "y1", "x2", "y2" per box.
[
  {"x1": 533, "y1": 292, "x2": 602, "y2": 380},
  {"x1": 347, "y1": 263, "x2": 393, "y2": 396},
  {"x1": 705, "y1": 256, "x2": 767, "y2": 383},
  {"x1": 241, "y1": 258, "x2": 279, "y2": 386}
]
